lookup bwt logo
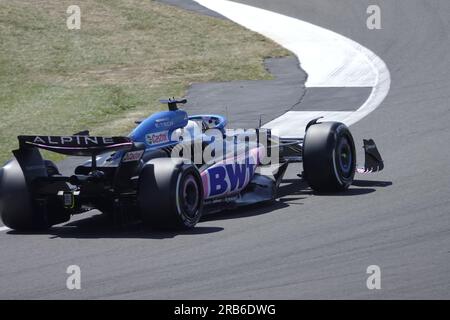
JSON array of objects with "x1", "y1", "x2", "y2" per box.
[{"x1": 205, "y1": 163, "x2": 256, "y2": 197}]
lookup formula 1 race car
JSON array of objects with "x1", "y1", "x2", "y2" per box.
[{"x1": 0, "y1": 99, "x2": 384, "y2": 231}]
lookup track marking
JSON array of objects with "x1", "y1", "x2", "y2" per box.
[
  {"x1": 0, "y1": 226, "x2": 10, "y2": 232},
  {"x1": 262, "y1": 111, "x2": 353, "y2": 138},
  {"x1": 194, "y1": 0, "x2": 391, "y2": 137}
]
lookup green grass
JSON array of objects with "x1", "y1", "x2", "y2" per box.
[{"x1": 0, "y1": 0, "x2": 290, "y2": 163}]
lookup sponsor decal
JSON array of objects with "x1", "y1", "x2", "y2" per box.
[
  {"x1": 146, "y1": 130, "x2": 170, "y2": 145},
  {"x1": 31, "y1": 136, "x2": 115, "y2": 145},
  {"x1": 122, "y1": 150, "x2": 144, "y2": 163},
  {"x1": 155, "y1": 118, "x2": 174, "y2": 128},
  {"x1": 204, "y1": 163, "x2": 256, "y2": 198}
]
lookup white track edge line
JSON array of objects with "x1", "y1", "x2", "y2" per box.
[{"x1": 194, "y1": 0, "x2": 391, "y2": 136}]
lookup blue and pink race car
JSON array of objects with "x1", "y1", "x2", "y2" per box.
[{"x1": 0, "y1": 99, "x2": 384, "y2": 230}]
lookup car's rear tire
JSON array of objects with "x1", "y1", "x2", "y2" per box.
[
  {"x1": 138, "y1": 158, "x2": 203, "y2": 229},
  {"x1": 303, "y1": 122, "x2": 356, "y2": 192},
  {"x1": 0, "y1": 159, "x2": 49, "y2": 231}
]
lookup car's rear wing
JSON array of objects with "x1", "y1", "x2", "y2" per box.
[
  {"x1": 13, "y1": 135, "x2": 135, "y2": 183},
  {"x1": 18, "y1": 135, "x2": 134, "y2": 157}
]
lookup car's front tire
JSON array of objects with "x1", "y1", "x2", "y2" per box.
[{"x1": 303, "y1": 122, "x2": 356, "y2": 192}]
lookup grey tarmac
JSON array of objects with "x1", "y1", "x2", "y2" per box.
[{"x1": 0, "y1": 0, "x2": 449, "y2": 299}]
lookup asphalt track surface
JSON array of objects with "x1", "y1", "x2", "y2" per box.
[{"x1": 1, "y1": 0, "x2": 449, "y2": 299}]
